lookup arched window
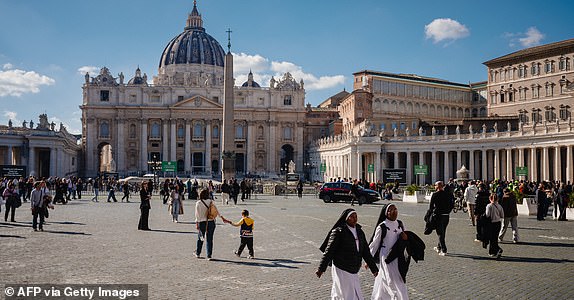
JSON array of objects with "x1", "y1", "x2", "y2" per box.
[
  {"x1": 150, "y1": 122, "x2": 161, "y2": 138},
  {"x1": 99, "y1": 121, "x2": 110, "y2": 138}
]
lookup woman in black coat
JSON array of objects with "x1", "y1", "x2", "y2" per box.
[{"x1": 138, "y1": 182, "x2": 151, "y2": 231}]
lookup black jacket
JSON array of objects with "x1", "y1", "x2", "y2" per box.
[
  {"x1": 318, "y1": 224, "x2": 378, "y2": 275},
  {"x1": 385, "y1": 231, "x2": 426, "y2": 283}
]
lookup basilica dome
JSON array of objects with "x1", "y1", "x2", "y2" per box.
[{"x1": 159, "y1": 3, "x2": 225, "y2": 68}]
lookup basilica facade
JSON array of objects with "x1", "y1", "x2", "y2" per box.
[{"x1": 81, "y1": 3, "x2": 306, "y2": 178}]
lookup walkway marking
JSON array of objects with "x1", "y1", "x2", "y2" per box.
[{"x1": 539, "y1": 235, "x2": 574, "y2": 241}]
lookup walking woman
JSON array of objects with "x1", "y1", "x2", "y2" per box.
[
  {"x1": 3, "y1": 183, "x2": 19, "y2": 222},
  {"x1": 194, "y1": 189, "x2": 228, "y2": 260},
  {"x1": 369, "y1": 203, "x2": 409, "y2": 300},
  {"x1": 485, "y1": 194, "x2": 504, "y2": 258},
  {"x1": 138, "y1": 181, "x2": 151, "y2": 231},
  {"x1": 170, "y1": 184, "x2": 183, "y2": 222}
]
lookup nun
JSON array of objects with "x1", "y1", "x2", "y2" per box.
[
  {"x1": 369, "y1": 203, "x2": 409, "y2": 300},
  {"x1": 316, "y1": 208, "x2": 379, "y2": 299}
]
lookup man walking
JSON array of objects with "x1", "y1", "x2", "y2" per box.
[
  {"x1": 350, "y1": 179, "x2": 361, "y2": 206},
  {"x1": 498, "y1": 188, "x2": 519, "y2": 243},
  {"x1": 429, "y1": 181, "x2": 453, "y2": 256}
]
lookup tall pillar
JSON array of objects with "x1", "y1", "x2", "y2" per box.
[
  {"x1": 296, "y1": 122, "x2": 304, "y2": 173},
  {"x1": 50, "y1": 148, "x2": 58, "y2": 177},
  {"x1": 116, "y1": 118, "x2": 125, "y2": 173},
  {"x1": 141, "y1": 122, "x2": 148, "y2": 172},
  {"x1": 432, "y1": 151, "x2": 438, "y2": 183},
  {"x1": 542, "y1": 147, "x2": 549, "y2": 181},
  {"x1": 554, "y1": 146, "x2": 561, "y2": 181},
  {"x1": 469, "y1": 150, "x2": 475, "y2": 179},
  {"x1": 506, "y1": 149, "x2": 514, "y2": 180},
  {"x1": 205, "y1": 121, "x2": 212, "y2": 174},
  {"x1": 246, "y1": 121, "x2": 256, "y2": 174},
  {"x1": 184, "y1": 120, "x2": 191, "y2": 173},
  {"x1": 567, "y1": 145, "x2": 573, "y2": 183},
  {"x1": 419, "y1": 151, "x2": 425, "y2": 184},
  {"x1": 162, "y1": 122, "x2": 168, "y2": 161},
  {"x1": 356, "y1": 150, "x2": 362, "y2": 180},
  {"x1": 170, "y1": 119, "x2": 176, "y2": 162},
  {"x1": 456, "y1": 150, "x2": 462, "y2": 169},
  {"x1": 7, "y1": 146, "x2": 13, "y2": 165},
  {"x1": 375, "y1": 150, "x2": 381, "y2": 183},
  {"x1": 221, "y1": 50, "x2": 235, "y2": 181},
  {"x1": 268, "y1": 121, "x2": 277, "y2": 174},
  {"x1": 443, "y1": 151, "x2": 450, "y2": 181},
  {"x1": 28, "y1": 146, "x2": 35, "y2": 176},
  {"x1": 394, "y1": 152, "x2": 399, "y2": 169},
  {"x1": 482, "y1": 150, "x2": 487, "y2": 182},
  {"x1": 530, "y1": 148, "x2": 538, "y2": 182},
  {"x1": 494, "y1": 149, "x2": 500, "y2": 180},
  {"x1": 406, "y1": 151, "x2": 412, "y2": 184}
]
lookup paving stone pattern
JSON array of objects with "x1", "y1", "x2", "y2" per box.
[{"x1": 1, "y1": 194, "x2": 573, "y2": 299}]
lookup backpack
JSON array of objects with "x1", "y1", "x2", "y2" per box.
[
  {"x1": 200, "y1": 199, "x2": 218, "y2": 220},
  {"x1": 373, "y1": 220, "x2": 404, "y2": 263}
]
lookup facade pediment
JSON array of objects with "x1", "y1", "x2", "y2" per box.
[{"x1": 171, "y1": 95, "x2": 223, "y2": 109}]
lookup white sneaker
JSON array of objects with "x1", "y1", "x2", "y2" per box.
[
  {"x1": 433, "y1": 247, "x2": 440, "y2": 253},
  {"x1": 248, "y1": 255, "x2": 254, "y2": 259},
  {"x1": 438, "y1": 251, "x2": 446, "y2": 256}
]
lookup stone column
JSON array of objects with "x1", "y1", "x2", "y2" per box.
[
  {"x1": 184, "y1": 120, "x2": 191, "y2": 173},
  {"x1": 394, "y1": 151, "x2": 399, "y2": 169},
  {"x1": 419, "y1": 151, "x2": 425, "y2": 184},
  {"x1": 355, "y1": 150, "x2": 362, "y2": 180},
  {"x1": 296, "y1": 123, "x2": 304, "y2": 174},
  {"x1": 268, "y1": 121, "x2": 277, "y2": 173},
  {"x1": 506, "y1": 149, "x2": 514, "y2": 180},
  {"x1": 456, "y1": 150, "x2": 462, "y2": 170},
  {"x1": 141, "y1": 122, "x2": 148, "y2": 172},
  {"x1": 375, "y1": 150, "x2": 381, "y2": 183},
  {"x1": 469, "y1": 150, "x2": 475, "y2": 179},
  {"x1": 28, "y1": 146, "x2": 36, "y2": 176},
  {"x1": 432, "y1": 151, "x2": 438, "y2": 183},
  {"x1": 85, "y1": 118, "x2": 96, "y2": 176},
  {"x1": 542, "y1": 147, "x2": 549, "y2": 181},
  {"x1": 50, "y1": 148, "x2": 58, "y2": 177},
  {"x1": 443, "y1": 151, "x2": 450, "y2": 181},
  {"x1": 554, "y1": 146, "x2": 561, "y2": 181},
  {"x1": 406, "y1": 151, "x2": 412, "y2": 184},
  {"x1": 530, "y1": 148, "x2": 537, "y2": 182},
  {"x1": 170, "y1": 119, "x2": 176, "y2": 162},
  {"x1": 162, "y1": 121, "x2": 168, "y2": 162},
  {"x1": 567, "y1": 145, "x2": 573, "y2": 183},
  {"x1": 7, "y1": 146, "x2": 13, "y2": 165},
  {"x1": 116, "y1": 118, "x2": 125, "y2": 173},
  {"x1": 482, "y1": 150, "x2": 487, "y2": 181},
  {"x1": 205, "y1": 121, "x2": 212, "y2": 174},
  {"x1": 493, "y1": 149, "x2": 500, "y2": 180}
]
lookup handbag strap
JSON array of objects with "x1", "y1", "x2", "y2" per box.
[{"x1": 200, "y1": 199, "x2": 211, "y2": 219}]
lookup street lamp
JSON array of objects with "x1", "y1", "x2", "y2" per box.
[
  {"x1": 304, "y1": 161, "x2": 310, "y2": 182},
  {"x1": 147, "y1": 153, "x2": 160, "y2": 190}
]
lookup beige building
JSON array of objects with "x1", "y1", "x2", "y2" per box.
[
  {"x1": 80, "y1": 3, "x2": 306, "y2": 178},
  {"x1": 484, "y1": 38, "x2": 574, "y2": 123},
  {"x1": 309, "y1": 39, "x2": 574, "y2": 184},
  {"x1": 0, "y1": 114, "x2": 80, "y2": 178}
]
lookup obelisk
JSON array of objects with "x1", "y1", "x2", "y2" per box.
[{"x1": 221, "y1": 28, "x2": 235, "y2": 182}]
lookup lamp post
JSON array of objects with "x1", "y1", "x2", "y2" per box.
[
  {"x1": 304, "y1": 161, "x2": 310, "y2": 182},
  {"x1": 149, "y1": 153, "x2": 160, "y2": 191}
]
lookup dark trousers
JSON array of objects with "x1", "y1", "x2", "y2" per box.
[
  {"x1": 32, "y1": 208, "x2": 45, "y2": 230},
  {"x1": 4, "y1": 203, "x2": 16, "y2": 222},
  {"x1": 107, "y1": 190, "x2": 117, "y2": 202},
  {"x1": 488, "y1": 221, "x2": 502, "y2": 255},
  {"x1": 435, "y1": 214, "x2": 450, "y2": 253},
  {"x1": 196, "y1": 220, "x2": 216, "y2": 258},
  {"x1": 138, "y1": 208, "x2": 150, "y2": 230},
  {"x1": 558, "y1": 200, "x2": 568, "y2": 220},
  {"x1": 237, "y1": 237, "x2": 254, "y2": 256},
  {"x1": 537, "y1": 202, "x2": 545, "y2": 220},
  {"x1": 121, "y1": 192, "x2": 130, "y2": 201}
]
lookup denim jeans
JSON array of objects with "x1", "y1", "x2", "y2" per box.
[{"x1": 196, "y1": 220, "x2": 216, "y2": 258}]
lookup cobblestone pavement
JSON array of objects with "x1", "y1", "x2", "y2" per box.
[{"x1": 1, "y1": 194, "x2": 574, "y2": 299}]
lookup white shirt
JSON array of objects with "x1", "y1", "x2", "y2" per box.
[{"x1": 195, "y1": 199, "x2": 218, "y2": 222}]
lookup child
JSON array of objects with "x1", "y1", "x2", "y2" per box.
[{"x1": 227, "y1": 209, "x2": 255, "y2": 259}]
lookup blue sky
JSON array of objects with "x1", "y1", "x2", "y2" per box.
[{"x1": 1, "y1": 0, "x2": 573, "y2": 134}]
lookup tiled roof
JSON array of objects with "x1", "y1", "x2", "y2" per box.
[{"x1": 483, "y1": 38, "x2": 574, "y2": 67}]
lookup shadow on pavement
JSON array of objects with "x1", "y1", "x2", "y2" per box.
[
  {"x1": 43, "y1": 230, "x2": 91, "y2": 236},
  {"x1": 514, "y1": 241, "x2": 574, "y2": 248},
  {"x1": 447, "y1": 252, "x2": 574, "y2": 263},
  {"x1": 47, "y1": 221, "x2": 87, "y2": 225},
  {"x1": 0, "y1": 234, "x2": 26, "y2": 239},
  {"x1": 149, "y1": 229, "x2": 196, "y2": 235},
  {"x1": 208, "y1": 257, "x2": 309, "y2": 269}
]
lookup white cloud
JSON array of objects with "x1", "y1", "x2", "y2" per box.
[
  {"x1": 77, "y1": 65, "x2": 100, "y2": 76},
  {"x1": 2, "y1": 111, "x2": 21, "y2": 127},
  {"x1": 232, "y1": 55, "x2": 345, "y2": 91},
  {"x1": 3, "y1": 63, "x2": 13, "y2": 70},
  {"x1": 0, "y1": 69, "x2": 55, "y2": 97},
  {"x1": 425, "y1": 18, "x2": 470, "y2": 44},
  {"x1": 519, "y1": 27, "x2": 544, "y2": 47}
]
